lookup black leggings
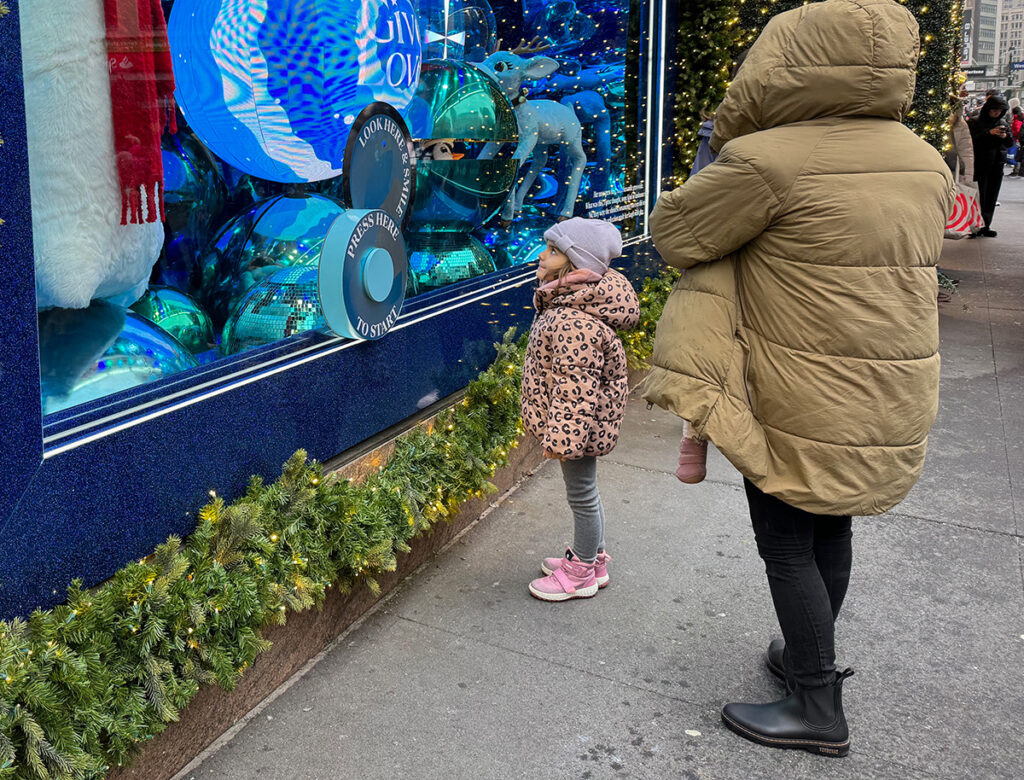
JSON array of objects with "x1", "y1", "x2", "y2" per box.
[
  {"x1": 976, "y1": 163, "x2": 1004, "y2": 229},
  {"x1": 744, "y1": 479, "x2": 853, "y2": 689}
]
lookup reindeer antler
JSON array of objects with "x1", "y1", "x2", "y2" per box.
[{"x1": 490, "y1": 36, "x2": 553, "y2": 57}]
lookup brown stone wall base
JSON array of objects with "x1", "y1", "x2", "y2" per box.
[{"x1": 107, "y1": 433, "x2": 544, "y2": 780}]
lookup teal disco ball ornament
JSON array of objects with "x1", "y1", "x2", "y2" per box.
[
  {"x1": 404, "y1": 60, "x2": 518, "y2": 233},
  {"x1": 131, "y1": 286, "x2": 214, "y2": 354},
  {"x1": 221, "y1": 266, "x2": 325, "y2": 355},
  {"x1": 168, "y1": 0, "x2": 422, "y2": 183},
  {"x1": 39, "y1": 303, "x2": 199, "y2": 416},
  {"x1": 153, "y1": 129, "x2": 228, "y2": 291},
  {"x1": 197, "y1": 193, "x2": 346, "y2": 326},
  {"x1": 408, "y1": 233, "x2": 496, "y2": 293}
]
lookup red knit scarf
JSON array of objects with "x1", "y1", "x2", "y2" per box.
[{"x1": 104, "y1": 0, "x2": 177, "y2": 225}]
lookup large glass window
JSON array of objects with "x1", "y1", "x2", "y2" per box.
[{"x1": 21, "y1": 0, "x2": 645, "y2": 417}]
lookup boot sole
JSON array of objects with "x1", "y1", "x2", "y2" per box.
[
  {"x1": 721, "y1": 712, "x2": 850, "y2": 757},
  {"x1": 540, "y1": 562, "x2": 609, "y2": 587},
  {"x1": 528, "y1": 582, "x2": 599, "y2": 601}
]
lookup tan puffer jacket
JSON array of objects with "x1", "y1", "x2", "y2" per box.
[
  {"x1": 521, "y1": 269, "x2": 640, "y2": 459},
  {"x1": 641, "y1": 0, "x2": 956, "y2": 515}
]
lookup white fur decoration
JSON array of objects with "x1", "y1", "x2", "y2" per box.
[{"x1": 20, "y1": 0, "x2": 164, "y2": 310}]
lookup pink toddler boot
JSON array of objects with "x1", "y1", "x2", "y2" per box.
[
  {"x1": 529, "y1": 558, "x2": 599, "y2": 601},
  {"x1": 541, "y1": 549, "x2": 611, "y2": 588},
  {"x1": 676, "y1": 433, "x2": 708, "y2": 484}
]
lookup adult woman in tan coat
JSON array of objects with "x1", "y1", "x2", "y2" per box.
[{"x1": 642, "y1": 0, "x2": 955, "y2": 757}]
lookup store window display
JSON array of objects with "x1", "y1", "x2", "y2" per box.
[{"x1": 21, "y1": 0, "x2": 640, "y2": 416}]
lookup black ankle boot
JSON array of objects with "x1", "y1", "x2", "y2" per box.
[
  {"x1": 721, "y1": 669, "x2": 854, "y2": 757},
  {"x1": 764, "y1": 638, "x2": 794, "y2": 693}
]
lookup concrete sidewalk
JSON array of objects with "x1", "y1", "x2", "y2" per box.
[{"x1": 184, "y1": 184, "x2": 1024, "y2": 780}]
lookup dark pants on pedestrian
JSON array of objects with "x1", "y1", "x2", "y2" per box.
[
  {"x1": 976, "y1": 162, "x2": 1004, "y2": 229},
  {"x1": 743, "y1": 479, "x2": 853, "y2": 690}
]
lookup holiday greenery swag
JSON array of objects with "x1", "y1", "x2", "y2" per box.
[
  {"x1": 0, "y1": 269, "x2": 676, "y2": 780},
  {"x1": 672, "y1": 0, "x2": 964, "y2": 181}
]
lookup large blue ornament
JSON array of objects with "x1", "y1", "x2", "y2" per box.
[
  {"x1": 153, "y1": 129, "x2": 228, "y2": 291},
  {"x1": 39, "y1": 304, "x2": 199, "y2": 416},
  {"x1": 168, "y1": 0, "x2": 422, "y2": 183},
  {"x1": 221, "y1": 266, "x2": 324, "y2": 355},
  {"x1": 197, "y1": 193, "x2": 347, "y2": 327},
  {"x1": 130, "y1": 286, "x2": 215, "y2": 355},
  {"x1": 404, "y1": 60, "x2": 518, "y2": 233}
]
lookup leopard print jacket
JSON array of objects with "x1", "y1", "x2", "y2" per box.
[{"x1": 520, "y1": 268, "x2": 641, "y2": 459}]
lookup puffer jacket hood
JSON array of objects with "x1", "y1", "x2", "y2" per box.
[
  {"x1": 977, "y1": 94, "x2": 1010, "y2": 125},
  {"x1": 521, "y1": 269, "x2": 640, "y2": 459},
  {"x1": 534, "y1": 269, "x2": 640, "y2": 331},
  {"x1": 643, "y1": 0, "x2": 956, "y2": 516},
  {"x1": 711, "y1": 0, "x2": 919, "y2": 151}
]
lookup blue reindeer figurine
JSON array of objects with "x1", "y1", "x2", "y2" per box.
[{"x1": 477, "y1": 51, "x2": 587, "y2": 225}]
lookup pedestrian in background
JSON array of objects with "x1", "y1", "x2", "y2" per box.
[
  {"x1": 643, "y1": 0, "x2": 955, "y2": 758},
  {"x1": 1009, "y1": 106, "x2": 1023, "y2": 176},
  {"x1": 520, "y1": 218, "x2": 639, "y2": 602},
  {"x1": 946, "y1": 100, "x2": 974, "y2": 183},
  {"x1": 968, "y1": 94, "x2": 1012, "y2": 236},
  {"x1": 690, "y1": 114, "x2": 716, "y2": 178}
]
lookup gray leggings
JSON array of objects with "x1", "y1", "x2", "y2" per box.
[{"x1": 560, "y1": 456, "x2": 606, "y2": 563}]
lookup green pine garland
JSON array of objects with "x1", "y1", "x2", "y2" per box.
[
  {"x1": 0, "y1": 272, "x2": 682, "y2": 778},
  {"x1": 670, "y1": 1, "x2": 744, "y2": 183},
  {"x1": 0, "y1": 330, "x2": 528, "y2": 779},
  {"x1": 620, "y1": 269, "x2": 682, "y2": 370}
]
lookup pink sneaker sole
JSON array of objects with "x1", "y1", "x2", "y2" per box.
[{"x1": 528, "y1": 581, "x2": 599, "y2": 601}]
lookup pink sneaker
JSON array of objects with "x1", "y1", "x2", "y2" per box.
[
  {"x1": 676, "y1": 434, "x2": 708, "y2": 484},
  {"x1": 529, "y1": 558, "x2": 599, "y2": 601},
  {"x1": 541, "y1": 549, "x2": 611, "y2": 588}
]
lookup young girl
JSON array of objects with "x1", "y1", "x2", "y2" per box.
[{"x1": 520, "y1": 217, "x2": 640, "y2": 601}]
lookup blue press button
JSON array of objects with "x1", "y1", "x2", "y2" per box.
[{"x1": 362, "y1": 248, "x2": 394, "y2": 303}]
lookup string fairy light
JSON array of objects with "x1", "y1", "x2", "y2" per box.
[{"x1": 670, "y1": 0, "x2": 963, "y2": 182}]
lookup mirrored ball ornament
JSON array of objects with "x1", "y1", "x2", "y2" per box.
[
  {"x1": 220, "y1": 265, "x2": 325, "y2": 355},
  {"x1": 407, "y1": 233, "x2": 497, "y2": 293},
  {"x1": 130, "y1": 286, "x2": 215, "y2": 355},
  {"x1": 152, "y1": 129, "x2": 228, "y2": 291},
  {"x1": 197, "y1": 193, "x2": 347, "y2": 327}
]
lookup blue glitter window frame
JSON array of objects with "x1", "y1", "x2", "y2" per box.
[{"x1": 0, "y1": 0, "x2": 675, "y2": 618}]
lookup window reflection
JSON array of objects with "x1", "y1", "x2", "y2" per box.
[{"x1": 22, "y1": 0, "x2": 641, "y2": 416}]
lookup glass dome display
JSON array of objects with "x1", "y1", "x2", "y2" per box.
[
  {"x1": 39, "y1": 304, "x2": 199, "y2": 416},
  {"x1": 405, "y1": 60, "x2": 519, "y2": 233},
  {"x1": 130, "y1": 286, "x2": 215, "y2": 355},
  {"x1": 420, "y1": 0, "x2": 497, "y2": 62},
  {"x1": 220, "y1": 266, "x2": 325, "y2": 355},
  {"x1": 197, "y1": 193, "x2": 346, "y2": 327},
  {"x1": 152, "y1": 128, "x2": 228, "y2": 291}
]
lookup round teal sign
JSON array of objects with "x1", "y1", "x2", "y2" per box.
[{"x1": 319, "y1": 210, "x2": 408, "y2": 340}]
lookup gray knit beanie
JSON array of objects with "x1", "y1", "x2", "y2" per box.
[{"x1": 543, "y1": 217, "x2": 622, "y2": 275}]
